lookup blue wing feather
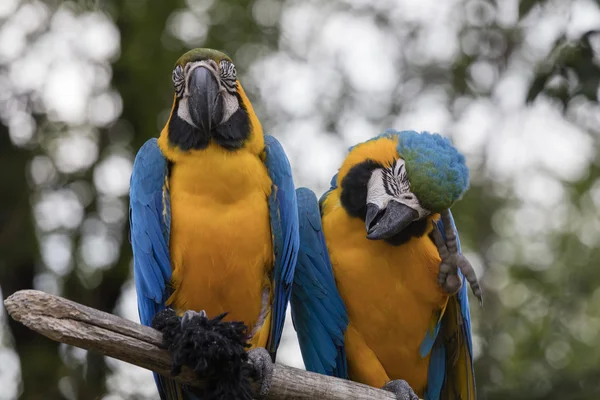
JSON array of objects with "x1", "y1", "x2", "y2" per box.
[
  {"x1": 426, "y1": 344, "x2": 446, "y2": 400},
  {"x1": 263, "y1": 135, "x2": 300, "y2": 358},
  {"x1": 130, "y1": 138, "x2": 171, "y2": 326},
  {"x1": 290, "y1": 187, "x2": 348, "y2": 378},
  {"x1": 423, "y1": 210, "x2": 475, "y2": 400}
]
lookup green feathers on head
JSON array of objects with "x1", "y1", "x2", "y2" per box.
[
  {"x1": 392, "y1": 130, "x2": 469, "y2": 213},
  {"x1": 175, "y1": 48, "x2": 233, "y2": 67}
]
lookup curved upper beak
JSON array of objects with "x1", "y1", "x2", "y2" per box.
[
  {"x1": 365, "y1": 201, "x2": 419, "y2": 240},
  {"x1": 187, "y1": 66, "x2": 223, "y2": 132}
]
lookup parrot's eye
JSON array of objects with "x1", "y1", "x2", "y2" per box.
[
  {"x1": 172, "y1": 65, "x2": 185, "y2": 98},
  {"x1": 219, "y1": 60, "x2": 237, "y2": 94}
]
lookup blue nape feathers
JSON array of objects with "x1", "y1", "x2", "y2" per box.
[{"x1": 393, "y1": 129, "x2": 469, "y2": 212}]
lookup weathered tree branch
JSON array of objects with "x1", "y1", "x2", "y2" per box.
[{"x1": 4, "y1": 290, "x2": 395, "y2": 400}]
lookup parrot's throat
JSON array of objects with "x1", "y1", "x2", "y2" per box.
[
  {"x1": 168, "y1": 96, "x2": 250, "y2": 151},
  {"x1": 340, "y1": 160, "x2": 429, "y2": 246}
]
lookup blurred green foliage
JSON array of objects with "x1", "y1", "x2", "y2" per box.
[{"x1": 0, "y1": 0, "x2": 599, "y2": 399}]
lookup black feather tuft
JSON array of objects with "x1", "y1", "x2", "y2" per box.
[
  {"x1": 340, "y1": 159, "x2": 383, "y2": 219},
  {"x1": 151, "y1": 309, "x2": 255, "y2": 400}
]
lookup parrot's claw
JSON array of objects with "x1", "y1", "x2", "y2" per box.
[
  {"x1": 382, "y1": 379, "x2": 420, "y2": 400},
  {"x1": 248, "y1": 347, "x2": 273, "y2": 399},
  {"x1": 431, "y1": 210, "x2": 483, "y2": 305}
]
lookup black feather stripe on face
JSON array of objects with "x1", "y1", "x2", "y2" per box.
[
  {"x1": 219, "y1": 60, "x2": 237, "y2": 94},
  {"x1": 172, "y1": 65, "x2": 185, "y2": 98},
  {"x1": 381, "y1": 160, "x2": 410, "y2": 196},
  {"x1": 396, "y1": 163, "x2": 410, "y2": 192},
  {"x1": 382, "y1": 168, "x2": 398, "y2": 197}
]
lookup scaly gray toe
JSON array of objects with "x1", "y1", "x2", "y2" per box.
[
  {"x1": 382, "y1": 379, "x2": 419, "y2": 400},
  {"x1": 248, "y1": 347, "x2": 273, "y2": 399}
]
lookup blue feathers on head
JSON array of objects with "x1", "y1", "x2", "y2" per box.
[{"x1": 390, "y1": 129, "x2": 469, "y2": 212}]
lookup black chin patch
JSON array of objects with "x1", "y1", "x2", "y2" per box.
[
  {"x1": 213, "y1": 106, "x2": 250, "y2": 150},
  {"x1": 384, "y1": 218, "x2": 429, "y2": 246},
  {"x1": 168, "y1": 101, "x2": 210, "y2": 150},
  {"x1": 340, "y1": 159, "x2": 383, "y2": 219}
]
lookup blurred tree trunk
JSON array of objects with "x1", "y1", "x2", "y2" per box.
[{"x1": 0, "y1": 128, "x2": 66, "y2": 399}]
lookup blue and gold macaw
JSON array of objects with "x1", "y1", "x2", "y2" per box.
[
  {"x1": 129, "y1": 48, "x2": 299, "y2": 399},
  {"x1": 291, "y1": 130, "x2": 482, "y2": 400}
]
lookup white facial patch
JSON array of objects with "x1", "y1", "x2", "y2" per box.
[
  {"x1": 176, "y1": 97, "x2": 196, "y2": 127},
  {"x1": 367, "y1": 158, "x2": 431, "y2": 218},
  {"x1": 367, "y1": 169, "x2": 390, "y2": 209},
  {"x1": 220, "y1": 89, "x2": 239, "y2": 124}
]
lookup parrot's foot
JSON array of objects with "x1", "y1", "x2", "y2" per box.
[
  {"x1": 382, "y1": 380, "x2": 420, "y2": 400},
  {"x1": 431, "y1": 209, "x2": 483, "y2": 305},
  {"x1": 180, "y1": 309, "x2": 207, "y2": 328},
  {"x1": 248, "y1": 347, "x2": 274, "y2": 399},
  {"x1": 151, "y1": 308, "x2": 254, "y2": 400}
]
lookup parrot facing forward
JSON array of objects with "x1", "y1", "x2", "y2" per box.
[
  {"x1": 291, "y1": 130, "x2": 482, "y2": 400},
  {"x1": 129, "y1": 48, "x2": 299, "y2": 399}
]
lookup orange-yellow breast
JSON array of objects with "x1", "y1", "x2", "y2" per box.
[
  {"x1": 160, "y1": 140, "x2": 274, "y2": 340},
  {"x1": 321, "y1": 187, "x2": 448, "y2": 395}
]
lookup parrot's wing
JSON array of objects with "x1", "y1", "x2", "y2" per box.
[
  {"x1": 130, "y1": 138, "x2": 171, "y2": 326},
  {"x1": 424, "y1": 211, "x2": 476, "y2": 400},
  {"x1": 263, "y1": 135, "x2": 300, "y2": 358},
  {"x1": 290, "y1": 187, "x2": 348, "y2": 378},
  {"x1": 130, "y1": 139, "x2": 182, "y2": 399}
]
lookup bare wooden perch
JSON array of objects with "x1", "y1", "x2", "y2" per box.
[{"x1": 4, "y1": 290, "x2": 395, "y2": 400}]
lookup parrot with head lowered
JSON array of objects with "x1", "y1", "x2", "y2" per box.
[
  {"x1": 291, "y1": 130, "x2": 482, "y2": 400},
  {"x1": 129, "y1": 48, "x2": 299, "y2": 400}
]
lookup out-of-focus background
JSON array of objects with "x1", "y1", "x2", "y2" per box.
[{"x1": 1, "y1": 0, "x2": 599, "y2": 399}]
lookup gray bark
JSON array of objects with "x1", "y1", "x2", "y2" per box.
[{"x1": 4, "y1": 290, "x2": 395, "y2": 400}]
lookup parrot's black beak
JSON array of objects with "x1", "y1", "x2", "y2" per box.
[
  {"x1": 188, "y1": 66, "x2": 223, "y2": 132},
  {"x1": 366, "y1": 201, "x2": 419, "y2": 240}
]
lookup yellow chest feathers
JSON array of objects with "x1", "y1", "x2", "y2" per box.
[
  {"x1": 321, "y1": 194, "x2": 448, "y2": 347},
  {"x1": 165, "y1": 144, "x2": 274, "y2": 329},
  {"x1": 323, "y1": 205, "x2": 447, "y2": 313}
]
